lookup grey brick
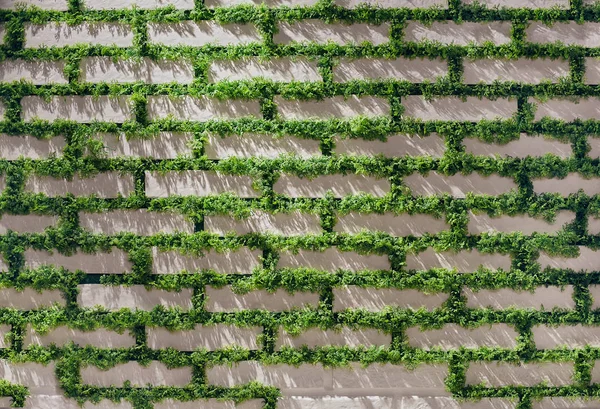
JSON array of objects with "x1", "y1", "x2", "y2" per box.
[
  {"x1": 0, "y1": 60, "x2": 67, "y2": 85},
  {"x1": 333, "y1": 57, "x2": 447, "y2": 83},
  {"x1": 277, "y1": 248, "x2": 390, "y2": 272},
  {"x1": 333, "y1": 286, "x2": 448, "y2": 312},
  {"x1": 464, "y1": 286, "x2": 575, "y2": 310},
  {"x1": 274, "y1": 173, "x2": 390, "y2": 198},
  {"x1": 25, "y1": 22, "x2": 133, "y2": 48},
  {"x1": 79, "y1": 209, "x2": 194, "y2": 236},
  {"x1": 145, "y1": 171, "x2": 259, "y2": 198},
  {"x1": 205, "y1": 286, "x2": 320, "y2": 312},
  {"x1": 335, "y1": 212, "x2": 449, "y2": 236},
  {"x1": 333, "y1": 134, "x2": 446, "y2": 158},
  {"x1": 205, "y1": 210, "x2": 322, "y2": 236},
  {"x1": 275, "y1": 20, "x2": 390, "y2": 45},
  {"x1": 147, "y1": 96, "x2": 261, "y2": 121},
  {"x1": 463, "y1": 58, "x2": 569, "y2": 84},
  {"x1": 208, "y1": 58, "x2": 321, "y2": 82},
  {"x1": 402, "y1": 96, "x2": 516, "y2": 121},
  {"x1": 147, "y1": 324, "x2": 261, "y2": 351},
  {"x1": 80, "y1": 57, "x2": 194, "y2": 84},
  {"x1": 275, "y1": 96, "x2": 390, "y2": 120},
  {"x1": 466, "y1": 361, "x2": 573, "y2": 387},
  {"x1": 22, "y1": 96, "x2": 132, "y2": 123},
  {"x1": 77, "y1": 285, "x2": 193, "y2": 311},
  {"x1": 404, "y1": 21, "x2": 511, "y2": 45},
  {"x1": 151, "y1": 247, "x2": 261, "y2": 275},
  {"x1": 148, "y1": 21, "x2": 261, "y2": 46},
  {"x1": 205, "y1": 133, "x2": 321, "y2": 159},
  {"x1": 405, "y1": 248, "x2": 512, "y2": 272}
]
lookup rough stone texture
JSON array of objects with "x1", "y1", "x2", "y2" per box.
[
  {"x1": 148, "y1": 21, "x2": 261, "y2": 46},
  {"x1": 0, "y1": 60, "x2": 67, "y2": 85},
  {"x1": 22, "y1": 96, "x2": 132, "y2": 123},
  {"x1": 93, "y1": 132, "x2": 193, "y2": 159},
  {"x1": 464, "y1": 134, "x2": 572, "y2": 159},
  {"x1": 463, "y1": 58, "x2": 569, "y2": 84},
  {"x1": 205, "y1": 134, "x2": 321, "y2": 159},
  {"x1": 275, "y1": 96, "x2": 390, "y2": 120},
  {"x1": 335, "y1": 0, "x2": 448, "y2": 8},
  {"x1": 0, "y1": 135, "x2": 66, "y2": 160},
  {"x1": 526, "y1": 22, "x2": 600, "y2": 47},
  {"x1": 206, "y1": 0, "x2": 317, "y2": 5},
  {"x1": 464, "y1": 286, "x2": 575, "y2": 310},
  {"x1": 275, "y1": 20, "x2": 390, "y2": 45},
  {"x1": 533, "y1": 173, "x2": 600, "y2": 196},
  {"x1": 402, "y1": 171, "x2": 517, "y2": 197},
  {"x1": 462, "y1": 0, "x2": 568, "y2": 8},
  {"x1": 205, "y1": 286, "x2": 320, "y2": 312},
  {"x1": 77, "y1": 285, "x2": 193, "y2": 311},
  {"x1": 278, "y1": 397, "x2": 517, "y2": 409},
  {"x1": 466, "y1": 362, "x2": 574, "y2": 387},
  {"x1": 274, "y1": 174, "x2": 390, "y2": 198},
  {"x1": 532, "y1": 398, "x2": 600, "y2": 409},
  {"x1": 146, "y1": 171, "x2": 259, "y2": 198},
  {"x1": 584, "y1": 57, "x2": 600, "y2": 84},
  {"x1": 406, "y1": 323, "x2": 518, "y2": 350},
  {"x1": 532, "y1": 325, "x2": 600, "y2": 349},
  {"x1": 25, "y1": 172, "x2": 134, "y2": 198},
  {"x1": 277, "y1": 248, "x2": 391, "y2": 272},
  {"x1": 538, "y1": 246, "x2": 600, "y2": 272},
  {"x1": 531, "y1": 97, "x2": 600, "y2": 121},
  {"x1": 154, "y1": 400, "x2": 264, "y2": 409},
  {"x1": 208, "y1": 58, "x2": 321, "y2": 82},
  {"x1": 79, "y1": 209, "x2": 194, "y2": 236},
  {"x1": 402, "y1": 96, "x2": 517, "y2": 121},
  {"x1": 0, "y1": 0, "x2": 68, "y2": 10},
  {"x1": 0, "y1": 214, "x2": 58, "y2": 234},
  {"x1": 403, "y1": 21, "x2": 512, "y2": 45},
  {"x1": 81, "y1": 361, "x2": 192, "y2": 387},
  {"x1": 587, "y1": 285, "x2": 600, "y2": 310},
  {"x1": 333, "y1": 57, "x2": 447, "y2": 83},
  {"x1": 80, "y1": 57, "x2": 194, "y2": 84},
  {"x1": 147, "y1": 324, "x2": 261, "y2": 351},
  {"x1": 0, "y1": 360, "x2": 58, "y2": 393},
  {"x1": 24, "y1": 247, "x2": 132, "y2": 275},
  {"x1": 333, "y1": 134, "x2": 446, "y2": 158},
  {"x1": 467, "y1": 210, "x2": 576, "y2": 235},
  {"x1": 24, "y1": 325, "x2": 136, "y2": 348},
  {"x1": 204, "y1": 211, "x2": 322, "y2": 236},
  {"x1": 147, "y1": 96, "x2": 261, "y2": 121},
  {"x1": 589, "y1": 216, "x2": 600, "y2": 235},
  {"x1": 0, "y1": 288, "x2": 65, "y2": 310},
  {"x1": 84, "y1": 0, "x2": 195, "y2": 9},
  {"x1": 405, "y1": 248, "x2": 512, "y2": 272},
  {"x1": 276, "y1": 327, "x2": 391, "y2": 349},
  {"x1": 334, "y1": 212, "x2": 449, "y2": 236},
  {"x1": 25, "y1": 23, "x2": 133, "y2": 48},
  {"x1": 152, "y1": 247, "x2": 262, "y2": 275},
  {"x1": 332, "y1": 286, "x2": 448, "y2": 312}
]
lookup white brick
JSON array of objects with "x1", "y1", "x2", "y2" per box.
[
  {"x1": 403, "y1": 171, "x2": 517, "y2": 197},
  {"x1": 0, "y1": 135, "x2": 66, "y2": 160},
  {"x1": 205, "y1": 0, "x2": 317, "y2": 6},
  {"x1": 79, "y1": 209, "x2": 194, "y2": 236},
  {"x1": 24, "y1": 325, "x2": 136, "y2": 348},
  {"x1": 0, "y1": 60, "x2": 67, "y2": 85},
  {"x1": 335, "y1": 0, "x2": 447, "y2": 8},
  {"x1": 81, "y1": 361, "x2": 192, "y2": 387},
  {"x1": 147, "y1": 324, "x2": 261, "y2": 350},
  {"x1": 148, "y1": 21, "x2": 261, "y2": 46},
  {"x1": 332, "y1": 286, "x2": 448, "y2": 312},
  {"x1": 25, "y1": 23, "x2": 133, "y2": 48},
  {"x1": 25, "y1": 172, "x2": 134, "y2": 198},
  {"x1": 464, "y1": 286, "x2": 575, "y2": 310},
  {"x1": 0, "y1": 360, "x2": 58, "y2": 393},
  {"x1": 24, "y1": 247, "x2": 131, "y2": 274},
  {"x1": 334, "y1": 134, "x2": 445, "y2": 158},
  {"x1": 467, "y1": 210, "x2": 576, "y2": 235},
  {"x1": 404, "y1": 21, "x2": 511, "y2": 45},
  {"x1": 464, "y1": 134, "x2": 572, "y2": 159},
  {"x1": 587, "y1": 285, "x2": 600, "y2": 310},
  {"x1": 0, "y1": 288, "x2": 64, "y2": 310},
  {"x1": 274, "y1": 173, "x2": 390, "y2": 198},
  {"x1": 276, "y1": 96, "x2": 389, "y2": 120},
  {"x1": 77, "y1": 285, "x2": 193, "y2": 311},
  {"x1": 526, "y1": 22, "x2": 600, "y2": 47},
  {"x1": 275, "y1": 20, "x2": 390, "y2": 45},
  {"x1": 531, "y1": 97, "x2": 600, "y2": 122},
  {"x1": 534, "y1": 173, "x2": 600, "y2": 196},
  {"x1": 209, "y1": 58, "x2": 321, "y2": 83},
  {"x1": 277, "y1": 248, "x2": 390, "y2": 272},
  {"x1": 22, "y1": 96, "x2": 132, "y2": 123},
  {"x1": 589, "y1": 215, "x2": 600, "y2": 235},
  {"x1": 462, "y1": 0, "x2": 567, "y2": 8},
  {"x1": 538, "y1": 246, "x2": 600, "y2": 272},
  {"x1": 205, "y1": 133, "x2": 321, "y2": 159},
  {"x1": 0, "y1": 325, "x2": 9, "y2": 348},
  {"x1": 278, "y1": 397, "x2": 517, "y2": 409},
  {"x1": 585, "y1": 57, "x2": 600, "y2": 84},
  {"x1": 93, "y1": 132, "x2": 192, "y2": 159},
  {"x1": 152, "y1": 247, "x2": 261, "y2": 275},
  {"x1": 154, "y1": 400, "x2": 263, "y2": 409},
  {"x1": 405, "y1": 248, "x2": 512, "y2": 272},
  {"x1": 333, "y1": 57, "x2": 447, "y2": 83},
  {"x1": 533, "y1": 397, "x2": 600, "y2": 409},
  {"x1": 205, "y1": 286, "x2": 319, "y2": 312},
  {"x1": 0, "y1": 214, "x2": 58, "y2": 234},
  {"x1": 463, "y1": 58, "x2": 569, "y2": 84},
  {"x1": 406, "y1": 323, "x2": 518, "y2": 350},
  {"x1": 145, "y1": 171, "x2": 259, "y2": 198},
  {"x1": 80, "y1": 57, "x2": 194, "y2": 84},
  {"x1": 84, "y1": 0, "x2": 195, "y2": 9},
  {"x1": 148, "y1": 96, "x2": 260, "y2": 121},
  {"x1": 402, "y1": 96, "x2": 516, "y2": 121},
  {"x1": 0, "y1": 0, "x2": 67, "y2": 10},
  {"x1": 532, "y1": 325, "x2": 600, "y2": 349},
  {"x1": 466, "y1": 361, "x2": 573, "y2": 387},
  {"x1": 335, "y1": 212, "x2": 449, "y2": 236},
  {"x1": 276, "y1": 327, "x2": 390, "y2": 349},
  {"x1": 204, "y1": 210, "x2": 321, "y2": 236}
]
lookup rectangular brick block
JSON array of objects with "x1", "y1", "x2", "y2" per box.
[
  {"x1": 464, "y1": 286, "x2": 575, "y2": 310},
  {"x1": 532, "y1": 398, "x2": 600, "y2": 409},
  {"x1": 274, "y1": 173, "x2": 390, "y2": 198},
  {"x1": 276, "y1": 327, "x2": 391, "y2": 349},
  {"x1": 533, "y1": 173, "x2": 600, "y2": 196},
  {"x1": 466, "y1": 361, "x2": 573, "y2": 387},
  {"x1": 25, "y1": 23, "x2": 133, "y2": 48},
  {"x1": 0, "y1": 360, "x2": 58, "y2": 393},
  {"x1": 334, "y1": 134, "x2": 446, "y2": 158},
  {"x1": 335, "y1": 0, "x2": 448, "y2": 8},
  {"x1": 0, "y1": 25, "x2": 4, "y2": 45},
  {"x1": 0, "y1": 135, "x2": 66, "y2": 160},
  {"x1": 1, "y1": 0, "x2": 67, "y2": 10},
  {"x1": 402, "y1": 96, "x2": 516, "y2": 121},
  {"x1": 209, "y1": 58, "x2": 321, "y2": 83},
  {"x1": 275, "y1": 96, "x2": 390, "y2": 120},
  {"x1": 151, "y1": 246, "x2": 261, "y2": 275},
  {"x1": 22, "y1": 96, "x2": 132, "y2": 123},
  {"x1": 333, "y1": 57, "x2": 447, "y2": 83},
  {"x1": 275, "y1": 20, "x2": 390, "y2": 45},
  {"x1": 154, "y1": 400, "x2": 263, "y2": 409},
  {"x1": 0, "y1": 214, "x2": 58, "y2": 234},
  {"x1": 145, "y1": 171, "x2": 259, "y2": 198},
  {"x1": 278, "y1": 397, "x2": 517, "y2": 409},
  {"x1": 532, "y1": 324, "x2": 600, "y2": 349},
  {"x1": 403, "y1": 171, "x2": 517, "y2": 197},
  {"x1": 147, "y1": 324, "x2": 261, "y2": 351},
  {"x1": 406, "y1": 323, "x2": 518, "y2": 350},
  {"x1": 24, "y1": 325, "x2": 136, "y2": 349},
  {"x1": 80, "y1": 57, "x2": 194, "y2": 84},
  {"x1": 531, "y1": 97, "x2": 600, "y2": 122},
  {"x1": 147, "y1": 96, "x2": 261, "y2": 121},
  {"x1": 77, "y1": 285, "x2": 193, "y2": 311},
  {"x1": 0, "y1": 288, "x2": 64, "y2": 310},
  {"x1": 205, "y1": 0, "x2": 317, "y2": 5},
  {"x1": 405, "y1": 248, "x2": 512, "y2": 272},
  {"x1": 463, "y1": 58, "x2": 569, "y2": 84},
  {"x1": 85, "y1": 0, "x2": 195, "y2": 9},
  {"x1": 464, "y1": 134, "x2": 572, "y2": 159},
  {"x1": 79, "y1": 209, "x2": 194, "y2": 236},
  {"x1": 204, "y1": 210, "x2": 322, "y2": 236},
  {"x1": 205, "y1": 286, "x2": 319, "y2": 312},
  {"x1": 526, "y1": 22, "x2": 600, "y2": 47},
  {"x1": 538, "y1": 246, "x2": 600, "y2": 272},
  {"x1": 277, "y1": 248, "x2": 390, "y2": 272},
  {"x1": 148, "y1": 21, "x2": 261, "y2": 46},
  {"x1": 205, "y1": 133, "x2": 321, "y2": 159},
  {"x1": 24, "y1": 247, "x2": 131, "y2": 275},
  {"x1": 404, "y1": 21, "x2": 511, "y2": 45},
  {"x1": 589, "y1": 215, "x2": 600, "y2": 235},
  {"x1": 467, "y1": 210, "x2": 576, "y2": 235},
  {"x1": 81, "y1": 361, "x2": 192, "y2": 387},
  {"x1": 585, "y1": 57, "x2": 600, "y2": 84},
  {"x1": 94, "y1": 132, "x2": 193, "y2": 159},
  {"x1": 25, "y1": 172, "x2": 134, "y2": 198},
  {"x1": 462, "y1": 0, "x2": 568, "y2": 8},
  {"x1": 333, "y1": 286, "x2": 448, "y2": 312},
  {"x1": 0, "y1": 324, "x2": 9, "y2": 348},
  {"x1": 334, "y1": 212, "x2": 449, "y2": 236},
  {"x1": 588, "y1": 285, "x2": 600, "y2": 310},
  {"x1": 0, "y1": 60, "x2": 67, "y2": 85}
]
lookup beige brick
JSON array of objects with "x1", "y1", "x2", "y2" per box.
[
  {"x1": 467, "y1": 210, "x2": 576, "y2": 235},
  {"x1": 404, "y1": 21, "x2": 511, "y2": 45},
  {"x1": 22, "y1": 96, "x2": 132, "y2": 123},
  {"x1": 206, "y1": 133, "x2": 321, "y2": 159},
  {"x1": 526, "y1": 22, "x2": 600, "y2": 47},
  {"x1": 205, "y1": 0, "x2": 317, "y2": 5},
  {"x1": 0, "y1": 135, "x2": 66, "y2": 160},
  {"x1": 402, "y1": 96, "x2": 516, "y2": 121},
  {"x1": 275, "y1": 20, "x2": 390, "y2": 45},
  {"x1": 532, "y1": 397, "x2": 600, "y2": 409},
  {"x1": 152, "y1": 247, "x2": 261, "y2": 275},
  {"x1": 147, "y1": 324, "x2": 261, "y2": 351},
  {"x1": 0, "y1": 325, "x2": 9, "y2": 348},
  {"x1": 25, "y1": 23, "x2": 133, "y2": 48},
  {"x1": 534, "y1": 173, "x2": 600, "y2": 196},
  {"x1": 77, "y1": 285, "x2": 193, "y2": 311},
  {"x1": 333, "y1": 57, "x2": 447, "y2": 83},
  {"x1": 23, "y1": 396, "x2": 133, "y2": 409},
  {"x1": 24, "y1": 247, "x2": 131, "y2": 275},
  {"x1": 278, "y1": 397, "x2": 517, "y2": 409},
  {"x1": 405, "y1": 248, "x2": 512, "y2": 272},
  {"x1": 463, "y1": 58, "x2": 569, "y2": 84},
  {"x1": 80, "y1": 57, "x2": 194, "y2": 84},
  {"x1": 585, "y1": 57, "x2": 600, "y2": 84},
  {"x1": 591, "y1": 360, "x2": 600, "y2": 384},
  {"x1": 275, "y1": 96, "x2": 390, "y2": 120},
  {"x1": 24, "y1": 325, "x2": 136, "y2": 348},
  {"x1": 274, "y1": 173, "x2": 390, "y2": 198},
  {"x1": 0, "y1": 288, "x2": 64, "y2": 310},
  {"x1": 25, "y1": 172, "x2": 134, "y2": 198},
  {"x1": 334, "y1": 134, "x2": 446, "y2": 158},
  {"x1": 148, "y1": 21, "x2": 261, "y2": 46},
  {"x1": 276, "y1": 327, "x2": 391, "y2": 349},
  {"x1": 209, "y1": 58, "x2": 321, "y2": 83},
  {"x1": 278, "y1": 248, "x2": 390, "y2": 272},
  {"x1": 84, "y1": 0, "x2": 195, "y2": 9},
  {"x1": 406, "y1": 323, "x2": 518, "y2": 350},
  {"x1": 333, "y1": 286, "x2": 448, "y2": 312},
  {"x1": 81, "y1": 361, "x2": 192, "y2": 387},
  {"x1": 205, "y1": 286, "x2": 319, "y2": 312},
  {"x1": 588, "y1": 285, "x2": 600, "y2": 310},
  {"x1": 154, "y1": 400, "x2": 263, "y2": 409},
  {"x1": 0, "y1": 214, "x2": 58, "y2": 234},
  {"x1": 145, "y1": 171, "x2": 259, "y2": 198},
  {"x1": 0, "y1": 360, "x2": 58, "y2": 393},
  {"x1": 0, "y1": 102, "x2": 4, "y2": 120},
  {"x1": 590, "y1": 137, "x2": 600, "y2": 159},
  {"x1": 1, "y1": 0, "x2": 67, "y2": 10},
  {"x1": 538, "y1": 246, "x2": 600, "y2": 272},
  {"x1": 531, "y1": 97, "x2": 600, "y2": 122},
  {"x1": 464, "y1": 134, "x2": 572, "y2": 159},
  {"x1": 589, "y1": 215, "x2": 600, "y2": 235},
  {"x1": 79, "y1": 209, "x2": 194, "y2": 236},
  {"x1": 204, "y1": 210, "x2": 321, "y2": 236},
  {"x1": 464, "y1": 286, "x2": 575, "y2": 310},
  {"x1": 148, "y1": 96, "x2": 261, "y2": 121},
  {"x1": 462, "y1": 0, "x2": 568, "y2": 8},
  {"x1": 335, "y1": 212, "x2": 449, "y2": 236},
  {"x1": 0, "y1": 60, "x2": 67, "y2": 85},
  {"x1": 532, "y1": 324, "x2": 600, "y2": 349},
  {"x1": 402, "y1": 171, "x2": 517, "y2": 197},
  {"x1": 335, "y1": 0, "x2": 448, "y2": 8},
  {"x1": 94, "y1": 132, "x2": 192, "y2": 159},
  {"x1": 466, "y1": 361, "x2": 573, "y2": 387}
]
